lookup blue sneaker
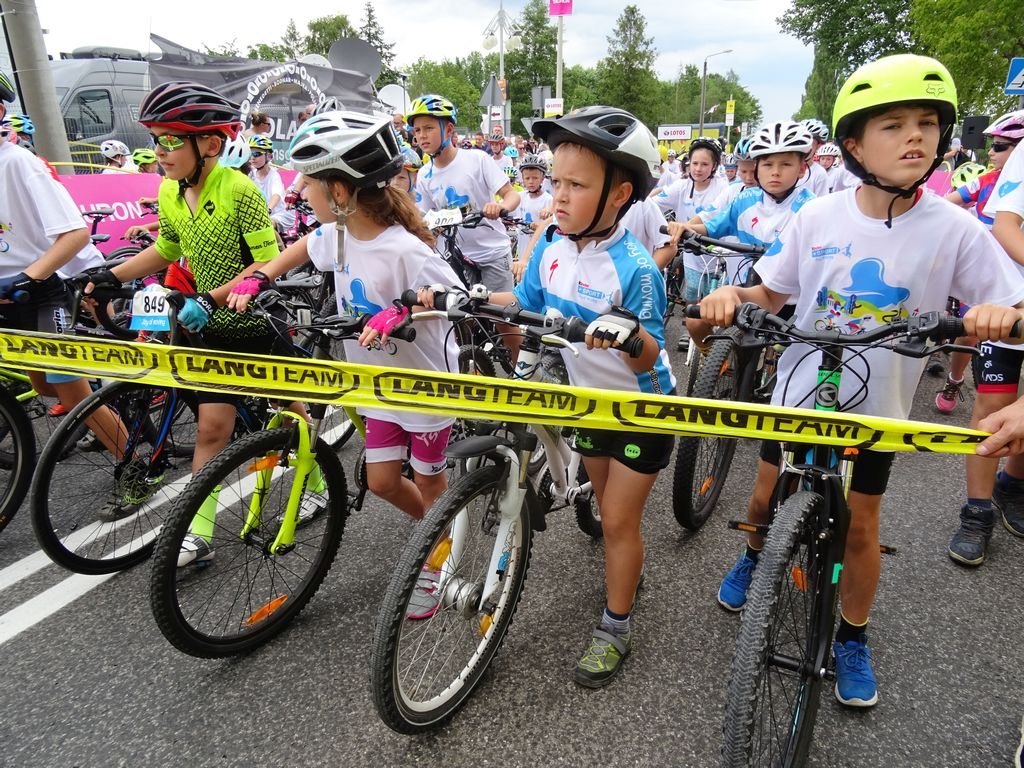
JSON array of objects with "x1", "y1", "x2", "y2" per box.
[
  {"x1": 718, "y1": 551, "x2": 757, "y2": 611},
  {"x1": 833, "y1": 636, "x2": 879, "y2": 707}
]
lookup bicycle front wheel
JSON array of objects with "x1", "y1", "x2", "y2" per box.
[
  {"x1": 370, "y1": 464, "x2": 532, "y2": 734},
  {"x1": 0, "y1": 386, "x2": 35, "y2": 535},
  {"x1": 30, "y1": 382, "x2": 199, "y2": 573},
  {"x1": 148, "y1": 427, "x2": 348, "y2": 657},
  {"x1": 672, "y1": 328, "x2": 746, "y2": 531},
  {"x1": 721, "y1": 490, "x2": 833, "y2": 767}
]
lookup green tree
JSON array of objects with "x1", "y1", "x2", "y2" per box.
[
  {"x1": 912, "y1": 0, "x2": 1024, "y2": 116},
  {"x1": 595, "y1": 5, "x2": 661, "y2": 127},
  {"x1": 359, "y1": 3, "x2": 398, "y2": 88},
  {"x1": 202, "y1": 40, "x2": 240, "y2": 58},
  {"x1": 407, "y1": 58, "x2": 483, "y2": 131},
  {"x1": 281, "y1": 20, "x2": 304, "y2": 59},
  {"x1": 560, "y1": 64, "x2": 600, "y2": 115},
  {"x1": 304, "y1": 15, "x2": 356, "y2": 57},
  {"x1": 246, "y1": 42, "x2": 288, "y2": 62},
  {"x1": 779, "y1": 0, "x2": 914, "y2": 123},
  {"x1": 504, "y1": 0, "x2": 558, "y2": 127}
]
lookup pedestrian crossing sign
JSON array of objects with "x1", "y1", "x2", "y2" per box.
[{"x1": 1005, "y1": 58, "x2": 1024, "y2": 95}]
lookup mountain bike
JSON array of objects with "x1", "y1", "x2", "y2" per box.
[
  {"x1": 369, "y1": 290, "x2": 635, "y2": 734},
  {"x1": 29, "y1": 286, "x2": 265, "y2": 574},
  {"x1": 147, "y1": 297, "x2": 413, "y2": 657},
  {"x1": 670, "y1": 235, "x2": 767, "y2": 532},
  {"x1": 716, "y1": 303, "x2": 974, "y2": 766}
]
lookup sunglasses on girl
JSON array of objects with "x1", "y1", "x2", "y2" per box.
[
  {"x1": 991, "y1": 141, "x2": 1015, "y2": 153},
  {"x1": 150, "y1": 133, "x2": 211, "y2": 152}
]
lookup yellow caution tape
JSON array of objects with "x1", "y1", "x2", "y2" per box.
[{"x1": 0, "y1": 330, "x2": 988, "y2": 454}]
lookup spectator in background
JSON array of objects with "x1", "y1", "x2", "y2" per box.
[
  {"x1": 297, "y1": 103, "x2": 315, "y2": 126},
  {"x1": 245, "y1": 112, "x2": 272, "y2": 137},
  {"x1": 944, "y1": 137, "x2": 976, "y2": 169},
  {"x1": 392, "y1": 111, "x2": 408, "y2": 143}
]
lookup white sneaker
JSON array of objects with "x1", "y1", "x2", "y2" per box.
[
  {"x1": 177, "y1": 533, "x2": 214, "y2": 568},
  {"x1": 1016, "y1": 714, "x2": 1023, "y2": 768},
  {"x1": 406, "y1": 567, "x2": 440, "y2": 620},
  {"x1": 296, "y1": 491, "x2": 328, "y2": 526}
]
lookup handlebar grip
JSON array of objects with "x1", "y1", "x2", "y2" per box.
[
  {"x1": 563, "y1": 317, "x2": 588, "y2": 344},
  {"x1": 621, "y1": 335, "x2": 644, "y2": 359},
  {"x1": 400, "y1": 289, "x2": 419, "y2": 308},
  {"x1": 659, "y1": 224, "x2": 669, "y2": 235},
  {"x1": 390, "y1": 323, "x2": 417, "y2": 343},
  {"x1": 935, "y1": 315, "x2": 966, "y2": 340},
  {"x1": 684, "y1": 304, "x2": 703, "y2": 320},
  {"x1": 11, "y1": 290, "x2": 30, "y2": 303},
  {"x1": 1013, "y1": 319, "x2": 1022, "y2": 340}
]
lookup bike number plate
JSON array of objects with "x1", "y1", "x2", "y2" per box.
[
  {"x1": 424, "y1": 208, "x2": 464, "y2": 229},
  {"x1": 130, "y1": 285, "x2": 172, "y2": 331}
]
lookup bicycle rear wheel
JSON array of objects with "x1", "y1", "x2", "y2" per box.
[
  {"x1": 671, "y1": 328, "x2": 746, "y2": 531},
  {"x1": 149, "y1": 427, "x2": 347, "y2": 657},
  {"x1": 370, "y1": 464, "x2": 532, "y2": 734},
  {"x1": 0, "y1": 386, "x2": 35, "y2": 535},
  {"x1": 721, "y1": 490, "x2": 833, "y2": 767},
  {"x1": 29, "y1": 381, "x2": 199, "y2": 574}
]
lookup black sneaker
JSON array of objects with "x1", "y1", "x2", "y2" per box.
[
  {"x1": 993, "y1": 485, "x2": 1024, "y2": 538},
  {"x1": 948, "y1": 503, "x2": 995, "y2": 566}
]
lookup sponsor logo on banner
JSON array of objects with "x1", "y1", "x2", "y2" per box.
[{"x1": 549, "y1": 0, "x2": 572, "y2": 16}]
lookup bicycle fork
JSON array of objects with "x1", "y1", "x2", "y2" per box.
[
  {"x1": 242, "y1": 411, "x2": 318, "y2": 555},
  {"x1": 439, "y1": 445, "x2": 528, "y2": 621}
]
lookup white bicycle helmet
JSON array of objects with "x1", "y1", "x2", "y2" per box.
[
  {"x1": 288, "y1": 110, "x2": 402, "y2": 188},
  {"x1": 800, "y1": 118, "x2": 830, "y2": 141},
  {"x1": 100, "y1": 139, "x2": 130, "y2": 159},
  {"x1": 748, "y1": 121, "x2": 814, "y2": 159},
  {"x1": 220, "y1": 134, "x2": 252, "y2": 168},
  {"x1": 816, "y1": 143, "x2": 842, "y2": 158},
  {"x1": 984, "y1": 109, "x2": 1024, "y2": 140}
]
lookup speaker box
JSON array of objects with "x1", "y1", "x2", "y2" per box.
[{"x1": 960, "y1": 115, "x2": 990, "y2": 150}]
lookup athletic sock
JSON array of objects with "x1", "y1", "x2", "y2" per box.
[
  {"x1": 835, "y1": 614, "x2": 867, "y2": 645},
  {"x1": 600, "y1": 607, "x2": 631, "y2": 637},
  {"x1": 188, "y1": 485, "x2": 221, "y2": 542},
  {"x1": 967, "y1": 498, "x2": 994, "y2": 511}
]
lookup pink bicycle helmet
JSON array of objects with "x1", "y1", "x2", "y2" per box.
[{"x1": 984, "y1": 110, "x2": 1024, "y2": 140}]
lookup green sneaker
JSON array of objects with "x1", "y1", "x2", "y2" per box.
[{"x1": 574, "y1": 627, "x2": 631, "y2": 688}]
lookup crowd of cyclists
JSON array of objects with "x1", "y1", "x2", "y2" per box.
[{"x1": 2, "y1": 49, "x2": 1024, "y2": 763}]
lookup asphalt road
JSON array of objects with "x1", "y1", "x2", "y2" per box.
[{"x1": 0, "y1": 328, "x2": 1021, "y2": 768}]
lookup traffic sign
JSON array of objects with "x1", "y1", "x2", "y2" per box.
[{"x1": 1005, "y1": 58, "x2": 1024, "y2": 95}]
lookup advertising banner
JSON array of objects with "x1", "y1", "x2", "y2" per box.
[{"x1": 549, "y1": 0, "x2": 573, "y2": 16}]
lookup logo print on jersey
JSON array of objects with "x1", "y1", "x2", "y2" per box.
[
  {"x1": 998, "y1": 180, "x2": 1021, "y2": 198},
  {"x1": 813, "y1": 258, "x2": 913, "y2": 334},
  {"x1": 203, "y1": 200, "x2": 216, "y2": 215},
  {"x1": 548, "y1": 257, "x2": 559, "y2": 282},
  {"x1": 810, "y1": 243, "x2": 854, "y2": 260},
  {"x1": 347, "y1": 280, "x2": 384, "y2": 315},
  {"x1": 443, "y1": 187, "x2": 470, "y2": 208}
]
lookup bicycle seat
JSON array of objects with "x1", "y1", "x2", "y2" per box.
[
  {"x1": 83, "y1": 207, "x2": 115, "y2": 221},
  {"x1": 443, "y1": 434, "x2": 513, "y2": 459},
  {"x1": 91, "y1": 233, "x2": 111, "y2": 244}
]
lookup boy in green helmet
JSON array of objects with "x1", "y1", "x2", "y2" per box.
[{"x1": 699, "y1": 54, "x2": 1024, "y2": 707}]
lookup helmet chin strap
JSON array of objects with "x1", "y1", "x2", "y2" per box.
[
  {"x1": 178, "y1": 136, "x2": 208, "y2": 196},
  {"x1": 858, "y1": 155, "x2": 940, "y2": 229},
  {"x1": 754, "y1": 162, "x2": 799, "y2": 204},
  {"x1": 427, "y1": 117, "x2": 453, "y2": 159},
  {"x1": 326, "y1": 180, "x2": 360, "y2": 276},
  {"x1": 566, "y1": 168, "x2": 618, "y2": 242}
]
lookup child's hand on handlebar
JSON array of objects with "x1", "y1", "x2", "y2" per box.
[
  {"x1": 226, "y1": 271, "x2": 272, "y2": 312},
  {"x1": 122, "y1": 225, "x2": 150, "y2": 240},
  {"x1": 585, "y1": 306, "x2": 639, "y2": 350},
  {"x1": 963, "y1": 304, "x2": 1024, "y2": 343},
  {"x1": 360, "y1": 305, "x2": 411, "y2": 347},
  {"x1": 694, "y1": 286, "x2": 744, "y2": 328},
  {"x1": 666, "y1": 221, "x2": 698, "y2": 247},
  {"x1": 482, "y1": 203, "x2": 504, "y2": 220}
]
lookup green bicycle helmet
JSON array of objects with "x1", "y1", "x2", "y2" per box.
[
  {"x1": 132, "y1": 148, "x2": 157, "y2": 165},
  {"x1": 406, "y1": 94, "x2": 458, "y2": 157},
  {"x1": 832, "y1": 54, "x2": 958, "y2": 227},
  {"x1": 950, "y1": 162, "x2": 986, "y2": 189},
  {"x1": 248, "y1": 134, "x2": 274, "y2": 153},
  {"x1": 6, "y1": 113, "x2": 34, "y2": 135}
]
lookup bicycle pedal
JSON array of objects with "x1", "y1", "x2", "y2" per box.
[{"x1": 728, "y1": 520, "x2": 769, "y2": 537}]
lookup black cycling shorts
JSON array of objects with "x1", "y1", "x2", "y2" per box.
[
  {"x1": 972, "y1": 342, "x2": 1024, "y2": 395},
  {"x1": 759, "y1": 440, "x2": 894, "y2": 496},
  {"x1": 573, "y1": 427, "x2": 675, "y2": 475},
  {"x1": 194, "y1": 332, "x2": 284, "y2": 406}
]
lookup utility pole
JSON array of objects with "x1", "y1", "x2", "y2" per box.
[{"x1": 0, "y1": 0, "x2": 71, "y2": 170}]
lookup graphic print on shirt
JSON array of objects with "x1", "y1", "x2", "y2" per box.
[
  {"x1": 443, "y1": 186, "x2": 470, "y2": 209},
  {"x1": 812, "y1": 258, "x2": 914, "y2": 334},
  {"x1": 0, "y1": 221, "x2": 10, "y2": 253}
]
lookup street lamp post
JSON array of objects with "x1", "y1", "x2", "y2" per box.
[
  {"x1": 482, "y1": 0, "x2": 521, "y2": 136},
  {"x1": 698, "y1": 48, "x2": 732, "y2": 138}
]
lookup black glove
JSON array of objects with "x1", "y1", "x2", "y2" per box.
[
  {"x1": 70, "y1": 268, "x2": 120, "y2": 293},
  {"x1": 0, "y1": 272, "x2": 42, "y2": 302}
]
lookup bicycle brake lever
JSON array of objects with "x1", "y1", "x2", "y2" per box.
[{"x1": 539, "y1": 334, "x2": 580, "y2": 356}]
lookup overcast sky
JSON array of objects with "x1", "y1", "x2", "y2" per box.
[{"x1": 36, "y1": 0, "x2": 812, "y2": 120}]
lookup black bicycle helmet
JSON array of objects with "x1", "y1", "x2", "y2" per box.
[
  {"x1": 139, "y1": 81, "x2": 242, "y2": 138},
  {"x1": 687, "y1": 137, "x2": 723, "y2": 169},
  {"x1": 533, "y1": 106, "x2": 660, "y2": 239},
  {"x1": 0, "y1": 71, "x2": 15, "y2": 103}
]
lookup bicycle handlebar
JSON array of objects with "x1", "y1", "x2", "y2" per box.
[
  {"x1": 657, "y1": 225, "x2": 766, "y2": 256},
  {"x1": 401, "y1": 287, "x2": 643, "y2": 357},
  {"x1": 687, "y1": 301, "x2": 1021, "y2": 354}
]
